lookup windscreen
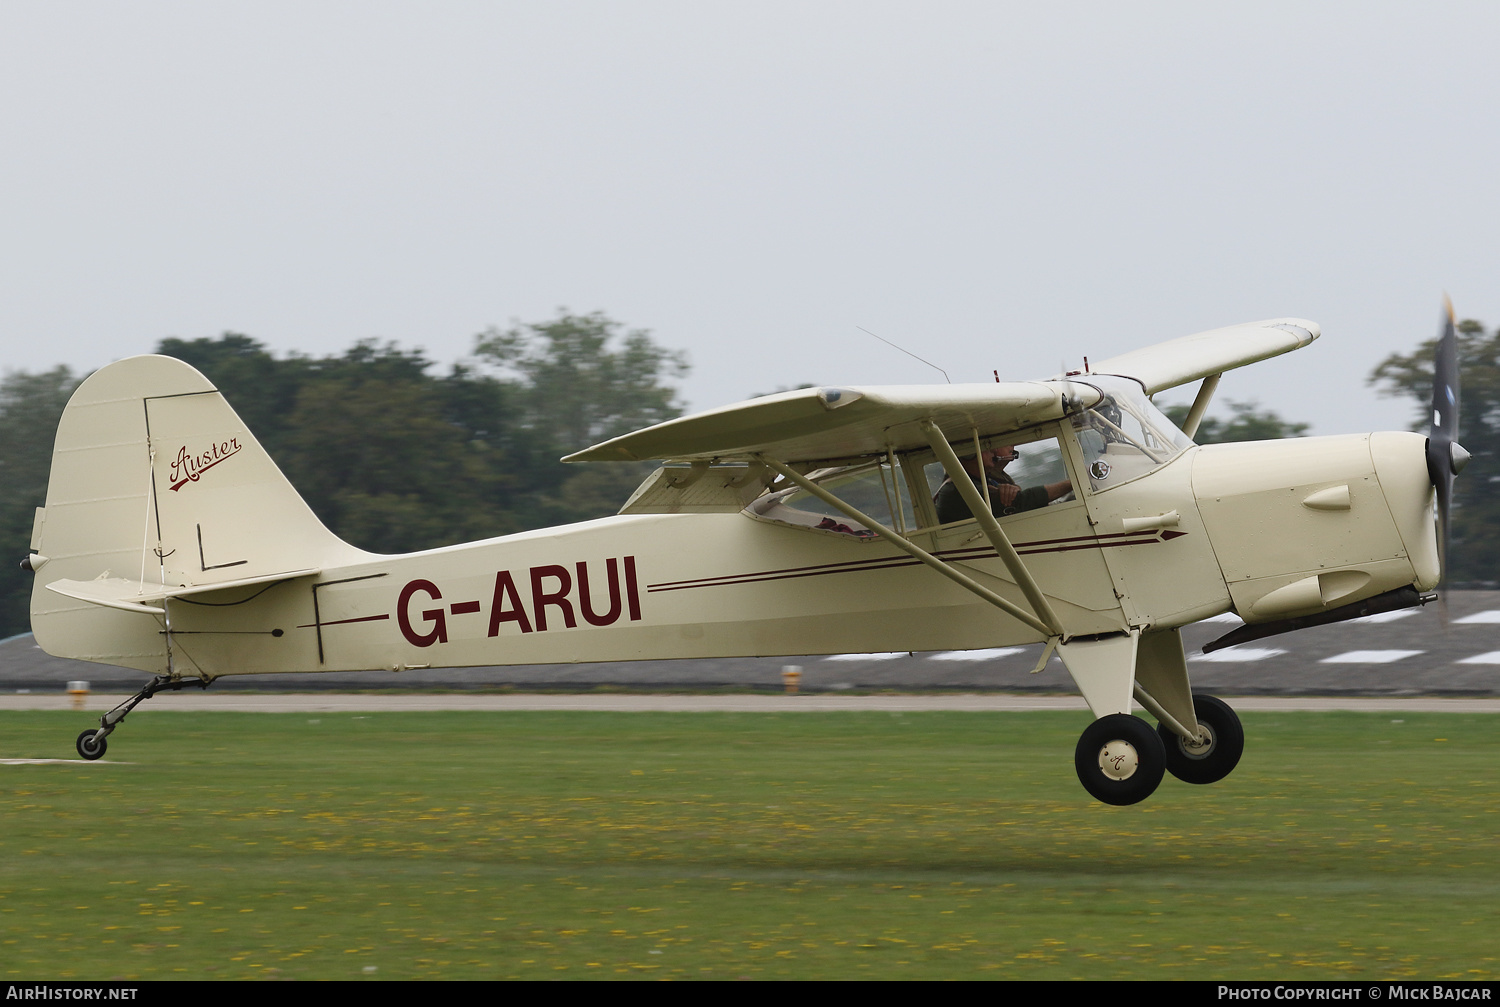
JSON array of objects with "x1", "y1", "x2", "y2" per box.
[{"x1": 1071, "y1": 376, "x2": 1193, "y2": 492}]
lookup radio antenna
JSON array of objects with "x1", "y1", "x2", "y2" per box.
[{"x1": 857, "y1": 326, "x2": 951, "y2": 384}]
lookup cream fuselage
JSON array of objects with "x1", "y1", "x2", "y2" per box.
[{"x1": 33, "y1": 425, "x2": 1436, "y2": 680}]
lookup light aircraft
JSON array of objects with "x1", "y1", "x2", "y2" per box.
[{"x1": 23, "y1": 310, "x2": 1467, "y2": 805}]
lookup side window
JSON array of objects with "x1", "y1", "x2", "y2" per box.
[
  {"x1": 743, "y1": 425, "x2": 1081, "y2": 537},
  {"x1": 747, "y1": 460, "x2": 915, "y2": 537},
  {"x1": 923, "y1": 432, "x2": 1073, "y2": 526}
]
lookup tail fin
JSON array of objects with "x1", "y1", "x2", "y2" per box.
[{"x1": 29, "y1": 355, "x2": 366, "y2": 670}]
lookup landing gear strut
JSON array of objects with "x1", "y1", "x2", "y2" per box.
[
  {"x1": 74, "y1": 674, "x2": 210, "y2": 761},
  {"x1": 1074, "y1": 713, "x2": 1166, "y2": 806}
]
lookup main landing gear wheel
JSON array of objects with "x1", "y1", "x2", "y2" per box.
[
  {"x1": 75, "y1": 730, "x2": 107, "y2": 761},
  {"x1": 1074, "y1": 714, "x2": 1165, "y2": 806},
  {"x1": 1157, "y1": 694, "x2": 1244, "y2": 785}
]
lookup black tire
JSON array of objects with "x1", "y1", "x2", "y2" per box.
[
  {"x1": 1158, "y1": 694, "x2": 1244, "y2": 785},
  {"x1": 75, "y1": 730, "x2": 107, "y2": 761},
  {"x1": 1074, "y1": 714, "x2": 1165, "y2": 806}
]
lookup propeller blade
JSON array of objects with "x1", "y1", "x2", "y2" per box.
[
  {"x1": 1425, "y1": 298, "x2": 1463, "y2": 615},
  {"x1": 1435, "y1": 461, "x2": 1452, "y2": 621},
  {"x1": 1426, "y1": 299, "x2": 1458, "y2": 459}
]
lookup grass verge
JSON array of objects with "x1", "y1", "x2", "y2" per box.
[{"x1": 0, "y1": 709, "x2": 1495, "y2": 980}]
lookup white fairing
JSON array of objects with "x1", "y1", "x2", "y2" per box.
[{"x1": 1191, "y1": 432, "x2": 1437, "y2": 622}]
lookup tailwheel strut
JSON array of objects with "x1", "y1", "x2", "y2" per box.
[{"x1": 75, "y1": 674, "x2": 210, "y2": 760}]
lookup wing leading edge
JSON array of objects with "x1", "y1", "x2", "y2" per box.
[{"x1": 563, "y1": 380, "x2": 1102, "y2": 465}]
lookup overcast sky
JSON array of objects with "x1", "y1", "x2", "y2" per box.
[{"x1": 3, "y1": 2, "x2": 1497, "y2": 434}]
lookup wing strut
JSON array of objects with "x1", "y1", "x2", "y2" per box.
[
  {"x1": 1179, "y1": 373, "x2": 1222, "y2": 439},
  {"x1": 753, "y1": 454, "x2": 1057, "y2": 638},
  {"x1": 919, "y1": 421, "x2": 1065, "y2": 637}
]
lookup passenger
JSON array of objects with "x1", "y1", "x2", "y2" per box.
[{"x1": 933, "y1": 445, "x2": 1072, "y2": 523}]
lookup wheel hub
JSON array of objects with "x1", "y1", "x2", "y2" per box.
[
  {"x1": 1179, "y1": 723, "x2": 1216, "y2": 760},
  {"x1": 1097, "y1": 740, "x2": 1139, "y2": 780}
]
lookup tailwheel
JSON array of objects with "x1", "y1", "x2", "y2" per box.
[
  {"x1": 75, "y1": 729, "x2": 107, "y2": 761},
  {"x1": 1158, "y1": 694, "x2": 1244, "y2": 785},
  {"x1": 1074, "y1": 713, "x2": 1165, "y2": 806},
  {"x1": 70, "y1": 674, "x2": 207, "y2": 763}
]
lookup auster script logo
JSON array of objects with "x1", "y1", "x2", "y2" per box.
[{"x1": 168, "y1": 439, "x2": 242, "y2": 491}]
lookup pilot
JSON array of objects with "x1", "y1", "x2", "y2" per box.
[{"x1": 933, "y1": 445, "x2": 1072, "y2": 523}]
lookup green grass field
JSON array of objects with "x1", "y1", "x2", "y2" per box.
[{"x1": 0, "y1": 709, "x2": 1495, "y2": 980}]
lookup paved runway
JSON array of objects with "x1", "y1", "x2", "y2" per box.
[{"x1": 5, "y1": 591, "x2": 1500, "y2": 697}]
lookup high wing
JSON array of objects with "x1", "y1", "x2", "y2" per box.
[
  {"x1": 1090, "y1": 317, "x2": 1319, "y2": 395},
  {"x1": 562, "y1": 381, "x2": 1102, "y2": 465},
  {"x1": 566, "y1": 317, "x2": 1320, "y2": 465}
]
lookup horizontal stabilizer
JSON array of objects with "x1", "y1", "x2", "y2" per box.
[
  {"x1": 1091, "y1": 318, "x2": 1319, "y2": 395},
  {"x1": 47, "y1": 568, "x2": 320, "y2": 615}
]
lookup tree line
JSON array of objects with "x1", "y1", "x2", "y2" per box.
[
  {"x1": 0, "y1": 312, "x2": 686, "y2": 637},
  {"x1": 4, "y1": 312, "x2": 1481, "y2": 639}
]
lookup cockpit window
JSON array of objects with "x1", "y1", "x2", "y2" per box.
[
  {"x1": 1072, "y1": 376, "x2": 1193, "y2": 492},
  {"x1": 923, "y1": 432, "x2": 1071, "y2": 525},
  {"x1": 747, "y1": 459, "x2": 914, "y2": 537}
]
